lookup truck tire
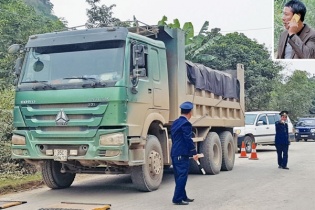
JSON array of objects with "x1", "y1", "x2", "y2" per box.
[
  {"x1": 41, "y1": 160, "x2": 75, "y2": 189},
  {"x1": 200, "y1": 132, "x2": 222, "y2": 175},
  {"x1": 219, "y1": 131, "x2": 235, "y2": 171},
  {"x1": 244, "y1": 136, "x2": 253, "y2": 153},
  {"x1": 131, "y1": 135, "x2": 163, "y2": 192}
]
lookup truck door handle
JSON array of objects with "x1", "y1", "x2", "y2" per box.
[{"x1": 148, "y1": 89, "x2": 152, "y2": 93}]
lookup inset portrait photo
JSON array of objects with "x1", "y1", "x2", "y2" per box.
[{"x1": 274, "y1": 0, "x2": 315, "y2": 59}]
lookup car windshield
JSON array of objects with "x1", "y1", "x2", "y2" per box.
[
  {"x1": 19, "y1": 40, "x2": 125, "y2": 89},
  {"x1": 245, "y1": 114, "x2": 257, "y2": 125},
  {"x1": 297, "y1": 119, "x2": 315, "y2": 126}
]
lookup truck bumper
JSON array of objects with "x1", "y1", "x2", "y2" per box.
[{"x1": 11, "y1": 129, "x2": 131, "y2": 163}]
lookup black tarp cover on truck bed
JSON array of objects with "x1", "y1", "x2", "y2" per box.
[{"x1": 186, "y1": 61, "x2": 240, "y2": 99}]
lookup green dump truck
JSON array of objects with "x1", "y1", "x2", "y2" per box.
[{"x1": 9, "y1": 24, "x2": 245, "y2": 192}]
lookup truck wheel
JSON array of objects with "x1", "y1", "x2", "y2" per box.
[
  {"x1": 304, "y1": 139, "x2": 308, "y2": 142},
  {"x1": 219, "y1": 131, "x2": 235, "y2": 171},
  {"x1": 295, "y1": 138, "x2": 300, "y2": 142},
  {"x1": 131, "y1": 135, "x2": 163, "y2": 192},
  {"x1": 244, "y1": 136, "x2": 253, "y2": 153},
  {"x1": 41, "y1": 160, "x2": 75, "y2": 189},
  {"x1": 200, "y1": 132, "x2": 222, "y2": 175}
]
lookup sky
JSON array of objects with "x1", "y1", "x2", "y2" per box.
[{"x1": 49, "y1": 0, "x2": 315, "y2": 75}]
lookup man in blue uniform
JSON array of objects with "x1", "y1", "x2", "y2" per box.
[
  {"x1": 275, "y1": 111, "x2": 290, "y2": 170},
  {"x1": 171, "y1": 101, "x2": 199, "y2": 205}
]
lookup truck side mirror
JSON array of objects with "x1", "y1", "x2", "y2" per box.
[
  {"x1": 132, "y1": 45, "x2": 145, "y2": 67},
  {"x1": 133, "y1": 68, "x2": 146, "y2": 77},
  {"x1": 8, "y1": 44, "x2": 22, "y2": 54},
  {"x1": 14, "y1": 57, "x2": 23, "y2": 76}
]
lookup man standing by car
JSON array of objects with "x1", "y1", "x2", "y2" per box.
[
  {"x1": 171, "y1": 101, "x2": 199, "y2": 205},
  {"x1": 275, "y1": 111, "x2": 290, "y2": 169}
]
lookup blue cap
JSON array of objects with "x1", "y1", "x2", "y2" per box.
[
  {"x1": 279, "y1": 111, "x2": 288, "y2": 116},
  {"x1": 180, "y1": 101, "x2": 193, "y2": 110}
]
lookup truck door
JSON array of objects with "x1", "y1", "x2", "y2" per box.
[
  {"x1": 148, "y1": 47, "x2": 168, "y2": 108},
  {"x1": 127, "y1": 42, "x2": 168, "y2": 135}
]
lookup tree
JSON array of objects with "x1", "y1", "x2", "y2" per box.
[
  {"x1": 0, "y1": 0, "x2": 65, "y2": 89},
  {"x1": 23, "y1": 0, "x2": 56, "y2": 20},
  {"x1": 269, "y1": 70, "x2": 315, "y2": 121},
  {"x1": 158, "y1": 16, "x2": 194, "y2": 44},
  {"x1": 186, "y1": 29, "x2": 284, "y2": 111},
  {"x1": 274, "y1": 0, "x2": 315, "y2": 54},
  {"x1": 85, "y1": 0, "x2": 129, "y2": 28}
]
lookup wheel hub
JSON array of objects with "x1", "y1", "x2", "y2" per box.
[{"x1": 148, "y1": 150, "x2": 162, "y2": 175}]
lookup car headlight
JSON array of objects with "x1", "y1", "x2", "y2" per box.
[
  {"x1": 234, "y1": 129, "x2": 241, "y2": 135},
  {"x1": 310, "y1": 129, "x2": 315, "y2": 133},
  {"x1": 100, "y1": 133, "x2": 124, "y2": 146}
]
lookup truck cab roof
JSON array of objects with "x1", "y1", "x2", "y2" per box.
[{"x1": 26, "y1": 27, "x2": 129, "y2": 48}]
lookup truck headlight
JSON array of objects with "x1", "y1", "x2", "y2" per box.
[
  {"x1": 310, "y1": 129, "x2": 315, "y2": 133},
  {"x1": 295, "y1": 129, "x2": 299, "y2": 133},
  {"x1": 12, "y1": 134, "x2": 26, "y2": 145},
  {"x1": 100, "y1": 133, "x2": 124, "y2": 146}
]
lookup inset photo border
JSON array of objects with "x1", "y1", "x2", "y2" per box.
[{"x1": 273, "y1": 0, "x2": 315, "y2": 60}]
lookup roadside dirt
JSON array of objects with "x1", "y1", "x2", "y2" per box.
[
  {"x1": 0, "y1": 180, "x2": 44, "y2": 196},
  {"x1": 0, "y1": 174, "x2": 94, "y2": 196}
]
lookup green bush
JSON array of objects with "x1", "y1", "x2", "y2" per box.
[{"x1": 0, "y1": 88, "x2": 37, "y2": 176}]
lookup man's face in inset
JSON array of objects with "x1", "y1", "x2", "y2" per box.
[{"x1": 282, "y1": 6, "x2": 294, "y2": 30}]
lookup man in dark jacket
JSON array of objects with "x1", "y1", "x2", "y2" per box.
[
  {"x1": 276, "y1": 0, "x2": 315, "y2": 59},
  {"x1": 171, "y1": 101, "x2": 198, "y2": 205},
  {"x1": 275, "y1": 111, "x2": 290, "y2": 169}
]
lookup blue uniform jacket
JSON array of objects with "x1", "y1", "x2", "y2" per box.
[
  {"x1": 171, "y1": 116, "x2": 197, "y2": 157},
  {"x1": 275, "y1": 121, "x2": 289, "y2": 145}
]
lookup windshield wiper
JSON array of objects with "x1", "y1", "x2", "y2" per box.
[
  {"x1": 21, "y1": 80, "x2": 56, "y2": 90},
  {"x1": 62, "y1": 76, "x2": 107, "y2": 88},
  {"x1": 63, "y1": 76, "x2": 94, "y2": 80}
]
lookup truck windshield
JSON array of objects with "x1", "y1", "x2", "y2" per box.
[
  {"x1": 19, "y1": 40, "x2": 125, "y2": 89},
  {"x1": 245, "y1": 114, "x2": 257, "y2": 125}
]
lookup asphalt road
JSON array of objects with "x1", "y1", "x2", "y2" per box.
[{"x1": 1, "y1": 141, "x2": 315, "y2": 210}]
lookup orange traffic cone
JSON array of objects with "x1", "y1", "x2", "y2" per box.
[
  {"x1": 249, "y1": 143, "x2": 259, "y2": 160},
  {"x1": 239, "y1": 141, "x2": 248, "y2": 158}
]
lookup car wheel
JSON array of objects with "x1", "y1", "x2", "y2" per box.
[{"x1": 244, "y1": 136, "x2": 253, "y2": 153}]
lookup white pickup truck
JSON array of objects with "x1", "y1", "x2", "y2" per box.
[{"x1": 234, "y1": 111, "x2": 294, "y2": 153}]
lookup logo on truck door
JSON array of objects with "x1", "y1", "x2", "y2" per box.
[{"x1": 55, "y1": 109, "x2": 69, "y2": 126}]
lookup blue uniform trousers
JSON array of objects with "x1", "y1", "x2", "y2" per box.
[
  {"x1": 275, "y1": 144, "x2": 289, "y2": 167},
  {"x1": 172, "y1": 156, "x2": 190, "y2": 203}
]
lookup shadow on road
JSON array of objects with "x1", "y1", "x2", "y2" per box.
[
  {"x1": 39, "y1": 170, "x2": 176, "y2": 196},
  {"x1": 256, "y1": 148, "x2": 276, "y2": 153}
]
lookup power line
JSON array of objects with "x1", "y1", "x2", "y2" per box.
[
  {"x1": 194, "y1": 27, "x2": 271, "y2": 35},
  {"x1": 221, "y1": 27, "x2": 272, "y2": 33}
]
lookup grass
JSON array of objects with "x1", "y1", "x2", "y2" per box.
[{"x1": 0, "y1": 173, "x2": 43, "y2": 195}]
